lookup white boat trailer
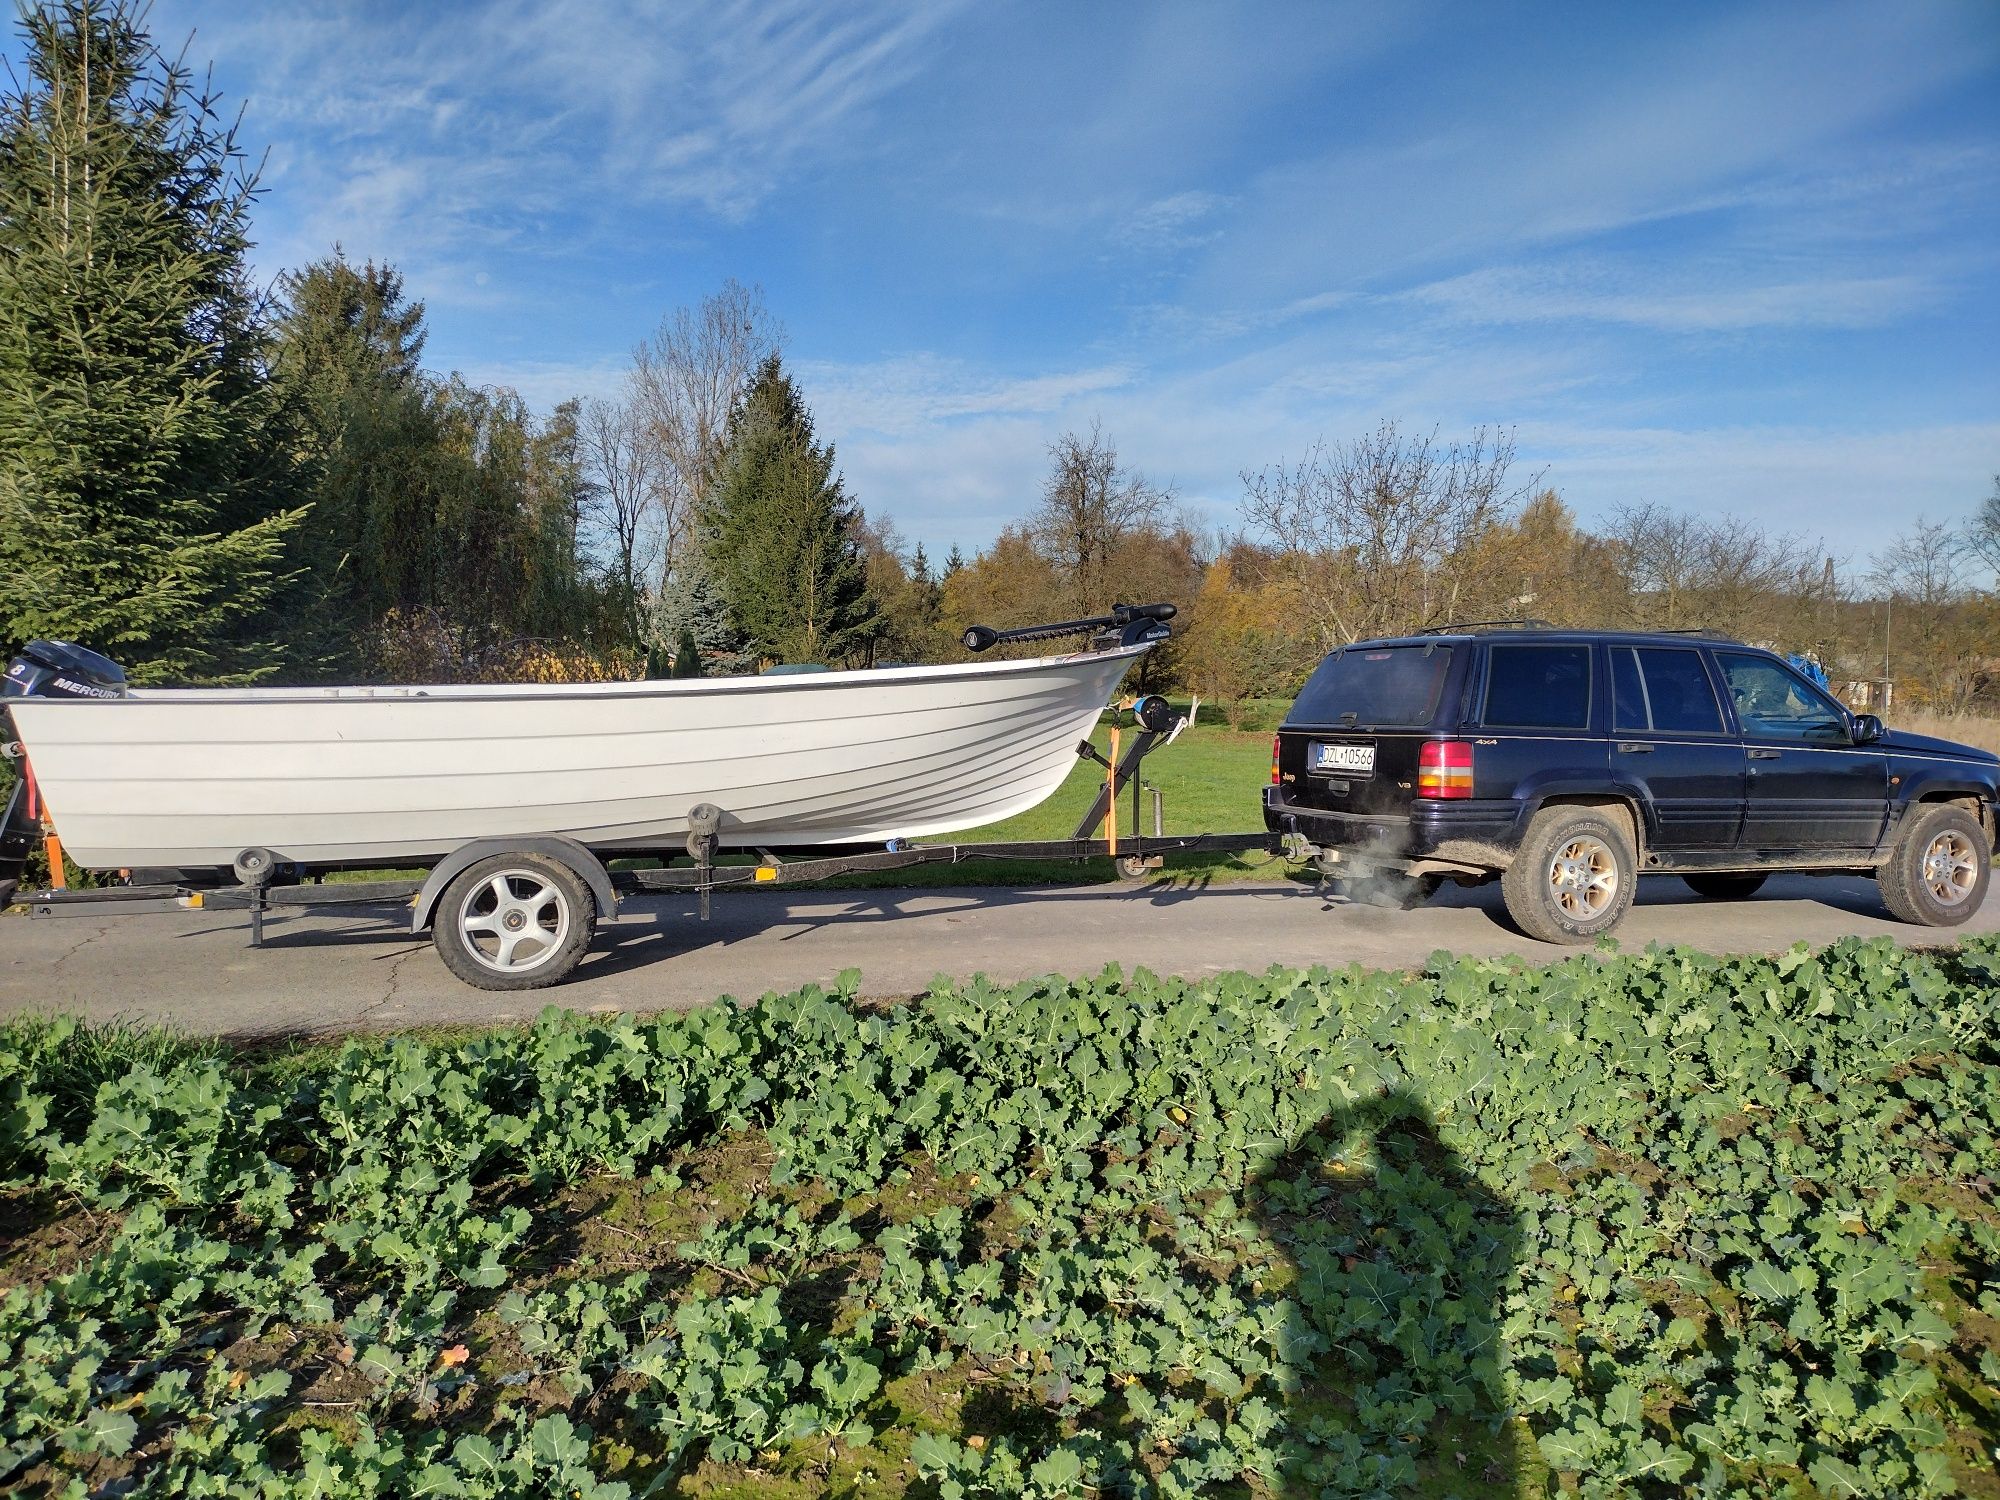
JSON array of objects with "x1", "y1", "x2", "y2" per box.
[{"x1": 8, "y1": 609, "x2": 1275, "y2": 991}]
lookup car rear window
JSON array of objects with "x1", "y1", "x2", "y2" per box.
[
  {"x1": 1483, "y1": 644, "x2": 1591, "y2": 730},
  {"x1": 1288, "y1": 645, "x2": 1454, "y2": 728}
]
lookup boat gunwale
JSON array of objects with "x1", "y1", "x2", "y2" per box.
[{"x1": 18, "y1": 642, "x2": 1153, "y2": 709}]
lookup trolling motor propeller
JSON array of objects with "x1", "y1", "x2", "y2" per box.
[{"x1": 961, "y1": 602, "x2": 1176, "y2": 654}]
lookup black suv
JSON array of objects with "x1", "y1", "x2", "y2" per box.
[{"x1": 1263, "y1": 624, "x2": 1998, "y2": 943}]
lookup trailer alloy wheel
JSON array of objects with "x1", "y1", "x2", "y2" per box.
[{"x1": 433, "y1": 852, "x2": 597, "y2": 990}]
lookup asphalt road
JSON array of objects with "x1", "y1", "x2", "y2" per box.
[{"x1": 3, "y1": 868, "x2": 1994, "y2": 1038}]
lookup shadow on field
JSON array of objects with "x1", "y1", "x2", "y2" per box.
[{"x1": 1249, "y1": 1090, "x2": 1524, "y2": 1495}]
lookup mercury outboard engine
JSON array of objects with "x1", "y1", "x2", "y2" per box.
[{"x1": 0, "y1": 641, "x2": 128, "y2": 904}]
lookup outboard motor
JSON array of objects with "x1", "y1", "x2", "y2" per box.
[
  {"x1": 4, "y1": 639, "x2": 128, "y2": 700},
  {"x1": 1, "y1": 641, "x2": 128, "y2": 905}
]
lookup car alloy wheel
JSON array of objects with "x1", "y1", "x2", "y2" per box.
[{"x1": 1547, "y1": 835, "x2": 1618, "y2": 920}]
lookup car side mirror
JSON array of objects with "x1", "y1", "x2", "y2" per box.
[{"x1": 1850, "y1": 713, "x2": 1883, "y2": 745}]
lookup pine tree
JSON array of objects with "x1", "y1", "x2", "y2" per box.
[
  {"x1": 0, "y1": 0, "x2": 303, "y2": 680},
  {"x1": 943, "y1": 545, "x2": 966, "y2": 579},
  {"x1": 702, "y1": 355, "x2": 876, "y2": 664},
  {"x1": 270, "y1": 252, "x2": 431, "y2": 665}
]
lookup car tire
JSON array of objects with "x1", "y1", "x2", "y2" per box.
[
  {"x1": 1877, "y1": 804, "x2": 1991, "y2": 928},
  {"x1": 1681, "y1": 873, "x2": 1768, "y2": 901},
  {"x1": 433, "y1": 852, "x2": 597, "y2": 990},
  {"x1": 1501, "y1": 806, "x2": 1637, "y2": 944}
]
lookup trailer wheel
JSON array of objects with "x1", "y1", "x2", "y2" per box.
[
  {"x1": 1114, "y1": 854, "x2": 1152, "y2": 881},
  {"x1": 433, "y1": 852, "x2": 596, "y2": 990}
]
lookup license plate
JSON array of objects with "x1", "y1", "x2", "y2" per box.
[{"x1": 1311, "y1": 741, "x2": 1375, "y2": 775}]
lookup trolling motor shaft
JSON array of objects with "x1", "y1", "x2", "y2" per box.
[{"x1": 961, "y1": 602, "x2": 1176, "y2": 654}]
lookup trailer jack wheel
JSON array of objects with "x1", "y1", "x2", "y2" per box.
[{"x1": 433, "y1": 852, "x2": 596, "y2": 991}]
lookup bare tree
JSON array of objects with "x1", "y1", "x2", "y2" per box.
[
  {"x1": 1030, "y1": 422, "x2": 1171, "y2": 614},
  {"x1": 1610, "y1": 503, "x2": 1836, "y2": 648},
  {"x1": 579, "y1": 392, "x2": 660, "y2": 649},
  {"x1": 629, "y1": 279, "x2": 783, "y2": 586},
  {"x1": 1874, "y1": 517, "x2": 1984, "y2": 713},
  {"x1": 1966, "y1": 473, "x2": 2000, "y2": 585},
  {"x1": 1241, "y1": 421, "x2": 1534, "y2": 646}
]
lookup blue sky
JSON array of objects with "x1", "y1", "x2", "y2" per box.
[{"x1": 30, "y1": 1, "x2": 2000, "y2": 563}]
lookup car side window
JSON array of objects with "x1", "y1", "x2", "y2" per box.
[
  {"x1": 1483, "y1": 644, "x2": 1591, "y2": 730},
  {"x1": 1718, "y1": 653, "x2": 1848, "y2": 744},
  {"x1": 1611, "y1": 648, "x2": 1646, "y2": 731},
  {"x1": 1637, "y1": 648, "x2": 1724, "y2": 734}
]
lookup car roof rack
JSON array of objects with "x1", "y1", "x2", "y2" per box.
[
  {"x1": 1414, "y1": 618, "x2": 1556, "y2": 636},
  {"x1": 1655, "y1": 626, "x2": 1733, "y2": 639}
]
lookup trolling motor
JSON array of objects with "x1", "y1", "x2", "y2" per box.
[
  {"x1": 0, "y1": 641, "x2": 129, "y2": 905},
  {"x1": 960, "y1": 601, "x2": 1176, "y2": 654}
]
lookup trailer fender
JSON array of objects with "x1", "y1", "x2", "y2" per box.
[{"x1": 411, "y1": 837, "x2": 617, "y2": 935}]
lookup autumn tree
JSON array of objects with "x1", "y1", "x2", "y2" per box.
[{"x1": 1179, "y1": 544, "x2": 1307, "y2": 722}]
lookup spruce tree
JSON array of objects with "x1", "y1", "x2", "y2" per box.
[
  {"x1": 0, "y1": 0, "x2": 303, "y2": 680},
  {"x1": 701, "y1": 355, "x2": 875, "y2": 665},
  {"x1": 650, "y1": 550, "x2": 750, "y2": 676},
  {"x1": 270, "y1": 252, "x2": 431, "y2": 665}
]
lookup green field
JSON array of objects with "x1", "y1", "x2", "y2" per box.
[{"x1": 3, "y1": 939, "x2": 1997, "y2": 1498}]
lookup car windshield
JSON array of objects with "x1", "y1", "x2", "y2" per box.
[{"x1": 1288, "y1": 645, "x2": 1453, "y2": 728}]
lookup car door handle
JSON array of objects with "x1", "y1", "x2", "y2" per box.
[
  {"x1": 1615, "y1": 742, "x2": 1653, "y2": 753},
  {"x1": 1748, "y1": 749, "x2": 1782, "y2": 760}
]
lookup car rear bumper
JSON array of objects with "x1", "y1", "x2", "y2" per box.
[{"x1": 1263, "y1": 787, "x2": 1523, "y2": 872}]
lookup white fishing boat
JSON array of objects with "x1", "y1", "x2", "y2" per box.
[{"x1": 1, "y1": 610, "x2": 1170, "y2": 872}]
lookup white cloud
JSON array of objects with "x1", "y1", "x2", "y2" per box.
[
  {"x1": 162, "y1": 0, "x2": 962, "y2": 284},
  {"x1": 1116, "y1": 191, "x2": 1232, "y2": 253},
  {"x1": 1406, "y1": 264, "x2": 1942, "y2": 333},
  {"x1": 447, "y1": 357, "x2": 631, "y2": 412},
  {"x1": 799, "y1": 356, "x2": 1137, "y2": 439}
]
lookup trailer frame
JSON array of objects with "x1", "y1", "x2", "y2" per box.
[{"x1": 14, "y1": 709, "x2": 1283, "y2": 989}]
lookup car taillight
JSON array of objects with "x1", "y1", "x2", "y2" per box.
[
  {"x1": 1271, "y1": 734, "x2": 1282, "y2": 786},
  {"x1": 1417, "y1": 740, "x2": 1474, "y2": 799}
]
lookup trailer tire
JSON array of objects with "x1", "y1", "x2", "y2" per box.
[{"x1": 433, "y1": 852, "x2": 596, "y2": 990}]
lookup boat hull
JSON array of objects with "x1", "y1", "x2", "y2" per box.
[{"x1": 7, "y1": 646, "x2": 1148, "y2": 869}]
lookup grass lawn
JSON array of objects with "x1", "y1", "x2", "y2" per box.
[{"x1": 813, "y1": 706, "x2": 1284, "y2": 889}]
